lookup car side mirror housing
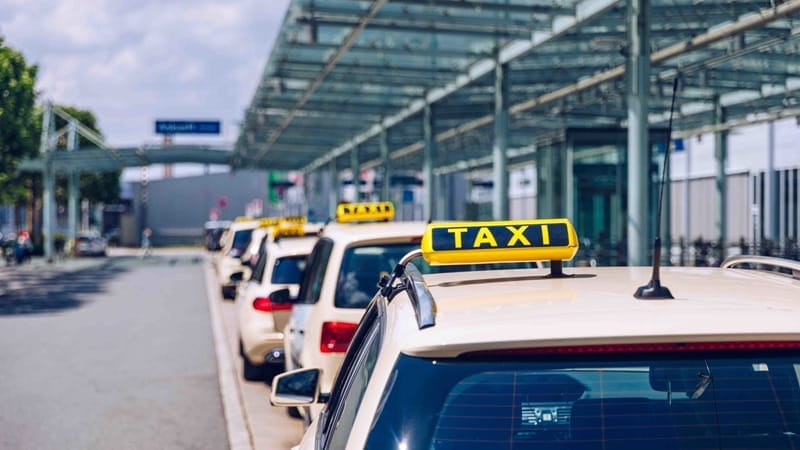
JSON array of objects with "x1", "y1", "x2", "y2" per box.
[
  {"x1": 229, "y1": 272, "x2": 244, "y2": 283},
  {"x1": 271, "y1": 368, "x2": 323, "y2": 407},
  {"x1": 269, "y1": 287, "x2": 292, "y2": 304}
]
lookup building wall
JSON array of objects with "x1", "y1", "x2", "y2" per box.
[{"x1": 128, "y1": 170, "x2": 295, "y2": 246}]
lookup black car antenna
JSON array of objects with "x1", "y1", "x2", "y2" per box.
[{"x1": 634, "y1": 75, "x2": 679, "y2": 300}]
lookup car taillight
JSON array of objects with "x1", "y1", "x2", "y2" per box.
[
  {"x1": 252, "y1": 296, "x2": 292, "y2": 312},
  {"x1": 320, "y1": 321, "x2": 358, "y2": 353}
]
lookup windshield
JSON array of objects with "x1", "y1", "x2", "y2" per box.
[
  {"x1": 335, "y1": 242, "x2": 420, "y2": 309},
  {"x1": 271, "y1": 255, "x2": 307, "y2": 284},
  {"x1": 367, "y1": 351, "x2": 800, "y2": 449},
  {"x1": 230, "y1": 229, "x2": 253, "y2": 256}
]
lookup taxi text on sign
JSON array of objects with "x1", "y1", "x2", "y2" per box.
[{"x1": 421, "y1": 218, "x2": 579, "y2": 265}]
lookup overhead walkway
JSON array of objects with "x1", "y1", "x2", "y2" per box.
[
  {"x1": 19, "y1": 145, "x2": 235, "y2": 173},
  {"x1": 235, "y1": 0, "x2": 800, "y2": 265},
  {"x1": 19, "y1": 104, "x2": 250, "y2": 261}
]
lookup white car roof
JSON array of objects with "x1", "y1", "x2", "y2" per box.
[
  {"x1": 388, "y1": 265, "x2": 800, "y2": 358},
  {"x1": 320, "y1": 221, "x2": 427, "y2": 245},
  {"x1": 268, "y1": 235, "x2": 318, "y2": 256}
]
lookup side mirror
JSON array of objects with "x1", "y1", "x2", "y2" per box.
[
  {"x1": 241, "y1": 258, "x2": 252, "y2": 267},
  {"x1": 230, "y1": 272, "x2": 244, "y2": 283},
  {"x1": 271, "y1": 368, "x2": 323, "y2": 407},
  {"x1": 269, "y1": 287, "x2": 292, "y2": 304}
]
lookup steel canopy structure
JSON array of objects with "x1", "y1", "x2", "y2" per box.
[
  {"x1": 19, "y1": 145, "x2": 236, "y2": 173},
  {"x1": 235, "y1": 0, "x2": 800, "y2": 175}
]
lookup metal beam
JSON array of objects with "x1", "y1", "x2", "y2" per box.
[
  {"x1": 301, "y1": 0, "x2": 621, "y2": 173},
  {"x1": 67, "y1": 120, "x2": 79, "y2": 248},
  {"x1": 423, "y1": 103, "x2": 435, "y2": 221},
  {"x1": 493, "y1": 61, "x2": 509, "y2": 220},
  {"x1": 714, "y1": 97, "x2": 728, "y2": 254},
  {"x1": 369, "y1": 0, "x2": 800, "y2": 173},
  {"x1": 380, "y1": 129, "x2": 390, "y2": 202},
  {"x1": 255, "y1": 0, "x2": 387, "y2": 162},
  {"x1": 627, "y1": 0, "x2": 650, "y2": 267}
]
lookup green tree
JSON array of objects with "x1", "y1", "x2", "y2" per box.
[{"x1": 0, "y1": 36, "x2": 38, "y2": 205}]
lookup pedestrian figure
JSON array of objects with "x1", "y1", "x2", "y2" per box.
[{"x1": 140, "y1": 228, "x2": 152, "y2": 259}]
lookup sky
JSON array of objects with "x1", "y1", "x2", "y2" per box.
[{"x1": 0, "y1": 0, "x2": 290, "y2": 148}]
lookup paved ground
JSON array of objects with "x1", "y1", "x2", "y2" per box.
[
  {"x1": 0, "y1": 247, "x2": 305, "y2": 450},
  {"x1": 0, "y1": 249, "x2": 227, "y2": 450}
]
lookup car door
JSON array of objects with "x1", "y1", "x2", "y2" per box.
[{"x1": 287, "y1": 238, "x2": 334, "y2": 369}]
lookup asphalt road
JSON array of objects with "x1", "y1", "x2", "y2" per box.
[{"x1": 0, "y1": 251, "x2": 227, "y2": 450}]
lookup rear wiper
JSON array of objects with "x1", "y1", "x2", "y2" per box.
[{"x1": 691, "y1": 371, "x2": 713, "y2": 400}]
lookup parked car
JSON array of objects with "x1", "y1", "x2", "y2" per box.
[{"x1": 74, "y1": 233, "x2": 107, "y2": 257}]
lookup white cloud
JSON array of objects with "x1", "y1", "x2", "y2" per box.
[{"x1": 1, "y1": 0, "x2": 290, "y2": 147}]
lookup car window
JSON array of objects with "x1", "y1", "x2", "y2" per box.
[
  {"x1": 230, "y1": 229, "x2": 253, "y2": 256},
  {"x1": 325, "y1": 324, "x2": 381, "y2": 449},
  {"x1": 251, "y1": 238, "x2": 268, "y2": 283},
  {"x1": 334, "y1": 242, "x2": 420, "y2": 309},
  {"x1": 271, "y1": 255, "x2": 307, "y2": 284},
  {"x1": 367, "y1": 351, "x2": 800, "y2": 449},
  {"x1": 297, "y1": 238, "x2": 334, "y2": 305},
  {"x1": 316, "y1": 301, "x2": 382, "y2": 448}
]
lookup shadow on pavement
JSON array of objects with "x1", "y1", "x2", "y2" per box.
[{"x1": 0, "y1": 259, "x2": 130, "y2": 316}]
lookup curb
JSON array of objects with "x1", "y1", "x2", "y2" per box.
[{"x1": 204, "y1": 260, "x2": 254, "y2": 450}]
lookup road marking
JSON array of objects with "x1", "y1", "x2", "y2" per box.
[{"x1": 204, "y1": 259, "x2": 254, "y2": 450}]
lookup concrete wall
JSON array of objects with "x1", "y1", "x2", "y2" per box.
[{"x1": 128, "y1": 170, "x2": 292, "y2": 247}]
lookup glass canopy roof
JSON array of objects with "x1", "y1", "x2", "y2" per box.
[{"x1": 235, "y1": 0, "x2": 800, "y2": 173}]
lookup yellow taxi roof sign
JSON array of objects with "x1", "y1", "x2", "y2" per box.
[
  {"x1": 421, "y1": 218, "x2": 579, "y2": 265},
  {"x1": 336, "y1": 201, "x2": 395, "y2": 223},
  {"x1": 272, "y1": 218, "x2": 309, "y2": 238}
]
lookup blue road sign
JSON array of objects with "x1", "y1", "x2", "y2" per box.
[{"x1": 155, "y1": 120, "x2": 221, "y2": 135}]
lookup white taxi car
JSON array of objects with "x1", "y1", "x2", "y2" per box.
[
  {"x1": 282, "y1": 202, "x2": 427, "y2": 419},
  {"x1": 273, "y1": 218, "x2": 800, "y2": 449},
  {"x1": 215, "y1": 217, "x2": 262, "y2": 300},
  {"x1": 237, "y1": 221, "x2": 319, "y2": 380}
]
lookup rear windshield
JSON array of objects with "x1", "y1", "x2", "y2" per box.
[
  {"x1": 367, "y1": 351, "x2": 800, "y2": 449},
  {"x1": 271, "y1": 256, "x2": 307, "y2": 284},
  {"x1": 231, "y1": 229, "x2": 253, "y2": 253},
  {"x1": 335, "y1": 242, "x2": 420, "y2": 309}
]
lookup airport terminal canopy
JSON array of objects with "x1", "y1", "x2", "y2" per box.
[{"x1": 234, "y1": 0, "x2": 800, "y2": 174}]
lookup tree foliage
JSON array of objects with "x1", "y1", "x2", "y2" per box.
[{"x1": 0, "y1": 36, "x2": 38, "y2": 205}]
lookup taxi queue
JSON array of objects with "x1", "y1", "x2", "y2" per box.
[{"x1": 211, "y1": 202, "x2": 800, "y2": 450}]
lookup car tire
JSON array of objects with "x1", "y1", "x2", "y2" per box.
[
  {"x1": 287, "y1": 406, "x2": 302, "y2": 419},
  {"x1": 242, "y1": 355, "x2": 264, "y2": 381}
]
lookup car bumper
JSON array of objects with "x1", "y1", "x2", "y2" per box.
[{"x1": 242, "y1": 331, "x2": 286, "y2": 365}]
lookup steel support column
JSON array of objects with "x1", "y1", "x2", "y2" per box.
[
  {"x1": 423, "y1": 103, "x2": 435, "y2": 221},
  {"x1": 626, "y1": 0, "x2": 651, "y2": 266},
  {"x1": 662, "y1": 143, "x2": 672, "y2": 265},
  {"x1": 492, "y1": 62, "x2": 510, "y2": 220},
  {"x1": 765, "y1": 120, "x2": 778, "y2": 244},
  {"x1": 351, "y1": 145, "x2": 360, "y2": 202},
  {"x1": 67, "y1": 120, "x2": 79, "y2": 249},
  {"x1": 684, "y1": 138, "x2": 692, "y2": 252},
  {"x1": 41, "y1": 102, "x2": 55, "y2": 262},
  {"x1": 328, "y1": 159, "x2": 338, "y2": 219},
  {"x1": 379, "y1": 129, "x2": 391, "y2": 202},
  {"x1": 714, "y1": 98, "x2": 728, "y2": 256}
]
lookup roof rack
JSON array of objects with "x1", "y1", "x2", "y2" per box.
[{"x1": 721, "y1": 255, "x2": 800, "y2": 280}]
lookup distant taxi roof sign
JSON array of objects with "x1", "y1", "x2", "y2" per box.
[
  {"x1": 272, "y1": 219, "x2": 309, "y2": 238},
  {"x1": 421, "y1": 218, "x2": 579, "y2": 265},
  {"x1": 336, "y1": 201, "x2": 395, "y2": 223}
]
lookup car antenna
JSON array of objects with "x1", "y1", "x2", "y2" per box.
[{"x1": 634, "y1": 75, "x2": 679, "y2": 300}]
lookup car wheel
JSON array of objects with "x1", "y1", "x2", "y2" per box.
[
  {"x1": 242, "y1": 354, "x2": 263, "y2": 381},
  {"x1": 287, "y1": 406, "x2": 302, "y2": 419}
]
